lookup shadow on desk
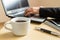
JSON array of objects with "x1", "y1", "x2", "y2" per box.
[
  {"x1": 0, "y1": 32, "x2": 24, "y2": 40},
  {"x1": 0, "y1": 22, "x2": 5, "y2": 29},
  {"x1": 31, "y1": 21, "x2": 42, "y2": 25}
]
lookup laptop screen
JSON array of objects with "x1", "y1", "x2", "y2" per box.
[{"x1": 2, "y1": 0, "x2": 29, "y2": 11}]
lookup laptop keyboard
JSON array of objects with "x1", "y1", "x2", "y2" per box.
[
  {"x1": 7, "y1": 7, "x2": 28, "y2": 14},
  {"x1": 12, "y1": 7, "x2": 28, "y2": 13},
  {"x1": 13, "y1": 11, "x2": 25, "y2": 16}
]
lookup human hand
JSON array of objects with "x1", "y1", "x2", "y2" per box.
[{"x1": 24, "y1": 7, "x2": 40, "y2": 17}]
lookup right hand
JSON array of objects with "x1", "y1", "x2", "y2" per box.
[{"x1": 24, "y1": 7, "x2": 40, "y2": 17}]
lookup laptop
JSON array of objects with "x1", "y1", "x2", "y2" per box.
[{"x1": 1, "y1": 0, "x2": 46, "y2": 23}]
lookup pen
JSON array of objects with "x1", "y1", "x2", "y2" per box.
[{"x1": 35, "y1": 27, "x2": 60, "y2": 37}]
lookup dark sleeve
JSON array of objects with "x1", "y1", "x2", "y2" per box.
[{"x1": 39, "y1": 8, "x2": 60, "y2": 18}]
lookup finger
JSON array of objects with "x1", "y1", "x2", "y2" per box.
[
  {"x1": 24, "y1": 9, "x2": 29, "y2": 16},
  {"x1": 25, "y1": 8, "x2": 33, "y2": 13},
  {"x1": 24, "y1": 9, "x2": 33, "y2": 16},
  {"x1": 25, "y1": 12, "x2": 33, "y2": 16}
]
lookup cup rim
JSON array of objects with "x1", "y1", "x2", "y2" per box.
[{"x1": 11, "y1": 17, "x2": 30, "y2": 23}]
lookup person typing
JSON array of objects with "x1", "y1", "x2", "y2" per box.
[{"x1": 24, "y1": 7, "x2": 60, "y2": 19}]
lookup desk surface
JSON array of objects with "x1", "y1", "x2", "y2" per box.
[
  {"x1": 0, "y1": 0, "x2": 60, "y2": 40},
  {"x1": 0, "y1": 21, "x2": 60, "y2": 40}
]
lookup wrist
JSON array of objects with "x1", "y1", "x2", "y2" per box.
[
  {"x1": 32, "y1": 7, "x2": 40, "y2": 16},
  {"x1": 33, "y1": 7, "x2": 39, "y2": 14}
]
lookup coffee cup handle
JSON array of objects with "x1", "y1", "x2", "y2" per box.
[{"x1": 4, "y1": 21, "x2": 12, "y2": 31}]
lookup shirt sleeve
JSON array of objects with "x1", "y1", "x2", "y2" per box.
[{"x1": 39, "y1": 8, "x2": 60, "y2": 18}]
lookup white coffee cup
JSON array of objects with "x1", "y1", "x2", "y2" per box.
[{"x1": 4, "y1": 17, "x2": 30, "y2": 36}]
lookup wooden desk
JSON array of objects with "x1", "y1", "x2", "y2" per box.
[
  {"x1": 0, "y1": 7, "x2": 60, "y2": 40},
  {"x1": 0, "y1": 2, "x2": 60, "y2": 39},
  {"x1": 0, "y1": 0, "x2": 60, "y2": 40},
  {"x1": 0, "y1": 21, "x2": 60, "y2": 40}
]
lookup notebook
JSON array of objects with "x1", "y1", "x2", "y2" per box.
[
  {"x1": 44, "y1": 19, "x2": 60, "y2": 31},
  {"x1": 1, "y1": 0, "x2": 46, "y2": 23}
]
